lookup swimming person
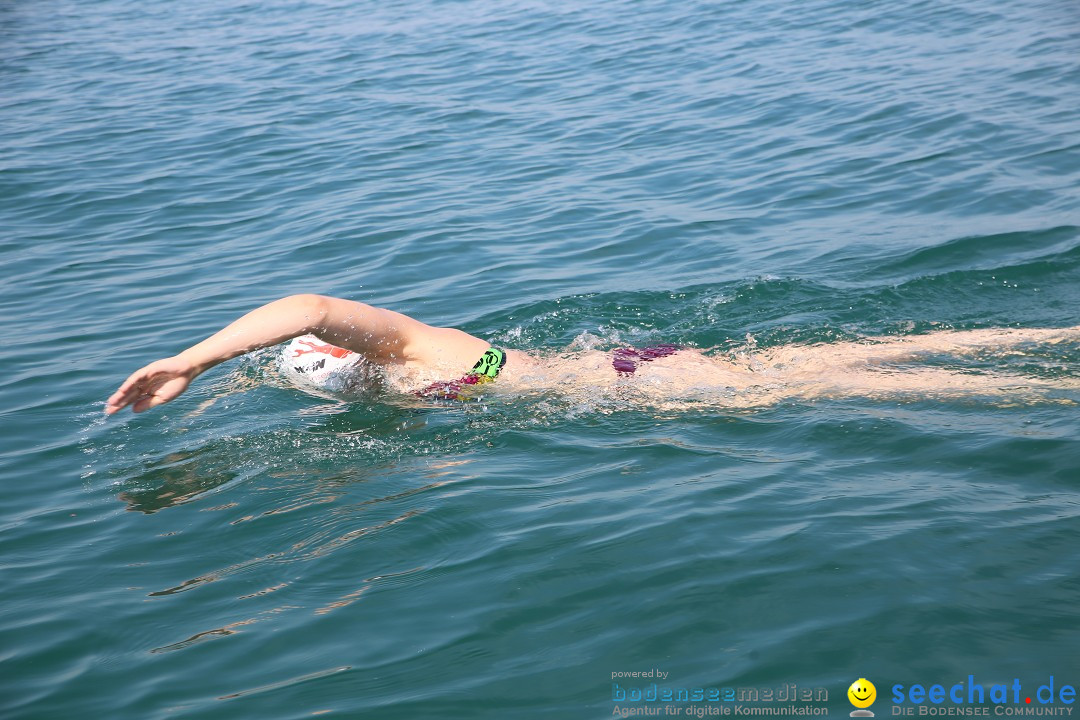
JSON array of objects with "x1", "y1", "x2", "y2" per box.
[{"x1": 104, "y1": 293, "x2": 1079, "y2": 415}]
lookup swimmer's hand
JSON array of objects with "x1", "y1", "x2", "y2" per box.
[{"x1": 105, "y1": 356, "x2": 196, "y2": 415}]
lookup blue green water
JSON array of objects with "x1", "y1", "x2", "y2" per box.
[{"x1": 3, "y1": 0, "x2": 1080, "y2": 717}]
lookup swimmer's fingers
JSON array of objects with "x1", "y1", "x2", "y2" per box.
[
  {"x1": 105, "y1": 370, "x2": 147, "y2": 414},
  {"x1": 105, "y1": 363, "x2": 163, "y2": 414},
  {"x1": 106, "y1": 357, "x2": 194, "y2": 415},
  {"x1": 107, "y1": 368, "x2": 190, "y2": 414},
  {"x1": 106, "y1": 362, "x2": 162, "y2": 413},
  {"x1": 130, "y1": 375, "x2": 191, "y2": 413}
]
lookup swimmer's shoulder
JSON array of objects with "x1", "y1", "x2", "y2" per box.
[
  {"x1": 398, "y1": 325, "x2": 490, "y2": 372},
  {"x1": 500, "y1": 349, "x2": 538, "y2": 381}
]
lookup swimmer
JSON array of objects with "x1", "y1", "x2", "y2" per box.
[{"x1": 104, "y1": 294, "x2": 1080, "y2": 415}]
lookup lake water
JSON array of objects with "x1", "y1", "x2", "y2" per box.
[{"x1": 2, "y1": 0, "x2": 1079, "y2": 717}]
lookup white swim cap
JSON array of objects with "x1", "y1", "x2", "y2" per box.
[{"x1": 280, "y1": 334, "x2": 364, "y2": 390}]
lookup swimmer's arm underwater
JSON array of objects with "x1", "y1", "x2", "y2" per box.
[{"x1": 105, "y1": 294, "x2": 489, "y2": 414}]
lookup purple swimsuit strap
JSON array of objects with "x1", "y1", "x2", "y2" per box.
[
  {"x1": 613, "y1": 343, "x2": 681, "y2": 376},
  {"x1": 417, "y1": 372, "x2": 486, "y2": 400}
]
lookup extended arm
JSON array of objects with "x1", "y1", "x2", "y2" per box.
[
  {"x1": 173, "y1": 294, "x2": 419, "y2": 373},
  {"x1": 105, "y1": 294, "x2": 487, "y2": 414}
]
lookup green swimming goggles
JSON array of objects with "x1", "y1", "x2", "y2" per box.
[{"x1": 468, "y1": 348, "x2": 506, "y2": 381}]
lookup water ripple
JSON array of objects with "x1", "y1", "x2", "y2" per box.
[{"x1": 3, "y1": 0, "x2": 1080, "y2": 717}]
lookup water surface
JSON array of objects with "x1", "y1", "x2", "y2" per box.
[{"x1": 2, "y1": 0, "x2": 1079, "y2": 717}]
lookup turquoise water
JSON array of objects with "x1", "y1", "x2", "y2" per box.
[{"x1": 3, "y1": 0, "x2": 1080, "y2": 717}]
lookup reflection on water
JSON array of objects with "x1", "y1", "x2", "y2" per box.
[{"x1": 119, "y1": 448, "x2": 241, "y2": 514}]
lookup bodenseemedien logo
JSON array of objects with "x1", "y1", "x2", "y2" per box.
[{"x1": 849, "y1": 678, "x2": 877, "y2": 717}]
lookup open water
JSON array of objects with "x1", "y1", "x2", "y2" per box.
[{"x1": 2, "y1": 0, "x2": 1080, "y2": 718}]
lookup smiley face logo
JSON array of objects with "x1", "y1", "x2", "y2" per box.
[{"x1": 848, "y1": 678, "x2": 876, "y2": 712}]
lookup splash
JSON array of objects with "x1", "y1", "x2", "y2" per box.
[{"x1": 457, "y1": 326, "x2": 1080, "y2": 412}]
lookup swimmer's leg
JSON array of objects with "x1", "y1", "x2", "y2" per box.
[
  {"x1": 849, "y1": 326, "x2": 1080, "y2": 364},
  {"x1": 791, "y1": 365, "x2": 1080, "y2": 402}
]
